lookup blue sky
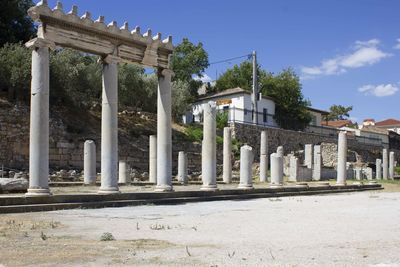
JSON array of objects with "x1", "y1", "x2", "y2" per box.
[{"x1": 36, "y1": 0, "x2": 400, "y2": 123}]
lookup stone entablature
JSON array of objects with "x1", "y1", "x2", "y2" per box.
[{"x1": 28, "y1": 0, "x2": 173, "y2": 69}]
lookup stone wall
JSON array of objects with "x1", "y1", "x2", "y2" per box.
[
  {"x1": 0, "y1": 102, "x2": 204, "y2": 174},
  {"x1": 0, "y1": 101, "x2": 398, "y2": 176},
  {"x1": 231, "y1": 122, "x2": 400, "y2": 165}
]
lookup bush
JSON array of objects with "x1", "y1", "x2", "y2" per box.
[
  {"x1": 231, "y1": 138, "x2": 243, "y2": 160},
  {"x1": 100, "y1": 232, "x2": 115, "y2": 241},
  {"x1": 216, "y1": 111, "x2": 228, "y2": 130},
  {"x1": 185, "y1": 125, "x2": 203, "y2": 143}
]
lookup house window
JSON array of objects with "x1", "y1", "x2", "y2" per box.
[
  {"x1": 311, "y1": 115, "x2": 317, "y2": 126},
  {"x1": 223, "y1": 106, "x2": 229, "y2": 111},
  {"x1": 263, "y1": 108, "x2": 268, "y2": 123}
]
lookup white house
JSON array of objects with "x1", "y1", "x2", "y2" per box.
[
  {"x1": 185, "y1": 87, "x2": 277, "y2": 127},
  {"x1": 183, "y1": 87, "x2": 328, "y2": 128}
]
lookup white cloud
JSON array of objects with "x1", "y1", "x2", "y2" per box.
[
  {"x1": 394, "y1": 38, "x2": 400, "y2": 49},
  {"x1": 301, "y1": 39, "x2": 391, "y2": 79},
  {"x1": 193, "y1": 73, "x2": 213, "y2": 83},
  {"x1": 358, "y1": 83, "x2": 399, "y2": 97}
]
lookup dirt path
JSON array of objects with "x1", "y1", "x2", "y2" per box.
[{"x1": 1, "y1": 190, "x2": 400, "y2": 266}]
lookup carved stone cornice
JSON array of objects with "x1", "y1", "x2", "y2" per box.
[{"x1": 27, "y1": 1, "x2": 174, "y2": 68}]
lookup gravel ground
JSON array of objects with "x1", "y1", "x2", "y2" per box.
[{"x1": 1, "y1": 189, "x2": 400, "y2": 266}]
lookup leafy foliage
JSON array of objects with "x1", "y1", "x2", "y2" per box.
[
  {"x1": 215, "y1": 60, "x2": 261, "y2": 91},
  {"x1": 216, "y1": 111, "x2": 228, "y2": 130},
  {"x1": 0, "y1": 43, "x2": 31, "y2": 101},
  {"x1": 260, "y1": 68, "x2": 311, "y2": 130},
  {"x1": 185, "y1": 125, "x2": 203, "y2": 142},
  {"x1": 324, "y1": 104, "x2": 353, "y2": 121},
  {"x1": 0, "y1": 0, "x2": 35, "y2": 46},
  {"x1": 170, "y1": 38, "x2": 209, "y2": 97},
  {"x1": 171, "y1": 80, "x2": 192, "y2": 120}
]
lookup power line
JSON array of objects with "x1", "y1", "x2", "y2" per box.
[{"x1": 209, "y1": 54, "x2": 251, "y2": 65}]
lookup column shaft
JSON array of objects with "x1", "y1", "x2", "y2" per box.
[
  {"x1": 382, "y1": 148, "x2": 388, "y2": 179},
  {"x1": 201, "y1": 101, "x2": 217, "y2": 190},
  {"x1": 99, "y1": 60, "x2": 119, "y2": 194},
  {"x1": 155, "y1": 70, "x2": 173, "y2": 191},
  {"x1": 27, "y1": 46, "x2": 50, "y2": 196},
  {"x1": 149, "y1": 135, "x2": 157, "y2": 184},
  {"x1": 336, "y1": 132, "x2": 347, "y2": 185},
  {"x1": 238, "y1": 145, "x2": 254, "y2": 189},
  {"x1": 84, "y1": 140, "x2": 97, "y2": 185},
  {"x1": 376, "y1": 159, "x2": 382, "y2": 179},
  {"x1": 222, "y1": 127, "x2": 232, "y2": 183},
  {"x1": 270, "y1": 153, "x2": 283, "y2": 187},
  {"x1": 389, "y1": 152, "x2": 395, "y2": 180},
  {"x1": 259, "y1": 130, "x2": 268, "y2": 182}
]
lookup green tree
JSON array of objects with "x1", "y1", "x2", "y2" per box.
[
  {"x1": 170, "y1": 38, "x2": 209, "y2": 97},
  {"x1": 0, "y1": 43, "x2": 31, "y2": 101},
  {"x1": 215, "y1": 61, "x2": 266, "y2": 92},
  {"x1": 0, "y1": 0, "x2": 35, "y2": 46},
  {"x1": 171, "y1": 80, "x2": 192, "y2": 120},
  {"x1": 261, "y1": 68, "x2": 311, "y2": 130},
  {"x1": 50, "y1": 48, "x2": 101, "y2": 107},
  {"x1": 324, "y1": 105, "x2": 353, "y2": 121}
]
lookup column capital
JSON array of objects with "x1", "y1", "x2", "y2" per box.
[
  {"x1": 25, "y1": 38, "x2": 56, "y2": 50},
  {"x1": 159, "y1": 68, "x2": 174, "y2": 79},
  {"x1": 100, "y1": 54, "x2": 121, "y2": 65}
]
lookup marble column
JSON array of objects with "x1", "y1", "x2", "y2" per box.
[
  {"x1": 201, "y1": 101, "x2": 218, "y2": 191},
  {"x1": 336, "y1": 131, "x2": 347, "y2": 186},
  {"x1": 25, "y1": 38, "x2": 54, "y2": 196},
  {"x1": 376, "y1": 158, "x2": 382, "y2": 180},
  {"x1": 238, "y1": 145, "x2": 254, "y2": 189},
  {"x1": 270, "y1": 153, "x2": 283, "y2": 187},
  {"x1": 304, "y1": 144, "x2": 313, "y2": 169},
  {"x1": 177, "y1": 151, "x2": 188, "y2": 184},
  {"x1": 84, "y1": 140, "x2": 96, "y2": 185},
  {"x1": 382, "y1": 148, "x2": 388, "y2": 179},
  {"x1": 98, "y1": 55, "x2": 120, "y2": 194},
  {"x1": 155, "y1": 69, "x2": 173, "y2": 191},
  {"x1": 118, "y1": 160, "x2": 130, "y2": 185},
  {"x1": 149, "y1": 135, "x2": 157, "y2": 184},
  {"x1": 389, "y1": 151, "x2": 395, "y2": 180},
  {"x1": 259, "y1": 130, "x2": 268, "y2": 182},
  {"x1": 312, "y1": 145, "x2": 321, "y2": 181},
  {"x1": 289, "y1": 156, "x2": 299, "y2": 182},
  {"x1": 222, "y1": 127, "x2": 232, "y2": 183}
]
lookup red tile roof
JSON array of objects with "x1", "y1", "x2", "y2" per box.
[{"x1": 375, "y1": 119, "x2": 400, "y2": 127}]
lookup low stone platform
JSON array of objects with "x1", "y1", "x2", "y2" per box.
[{"x1": 0, "y1": 183, "x2": 382, "y2": 213}]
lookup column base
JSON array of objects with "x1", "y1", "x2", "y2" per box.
[
  {"x1": 295, "y1": 183, "x2": 309, "y2": 188},
  {"x1": 25, "y1": 188, "x2": 52, "y2": 197},
  {"x1": 97, "y1": 187, "x2": 120, "y2": 194},
  {"x1": 200, "y1": 184, "x2": 218, "y2": 191},
  {"x1": 335, "y1": 182, "x2": 347, "y2": 186},
  {"x1": 238, "y1": 184, "x2": 254, "y2": 190},
  {"x1": 269, "y1": 183, "x2": 283, "y2": 188},
  {"x1": 315, "y1": 182, "x2": 330, "y2": 187},
  {"x1": 154, "y1": 184, "x2": 173, "y2": 192}
]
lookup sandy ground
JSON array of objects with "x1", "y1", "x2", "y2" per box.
[{"x1": 1, "y1": 189, "x2": 400, "y2": 267}]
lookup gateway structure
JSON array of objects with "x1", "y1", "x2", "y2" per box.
[{"x1": 25, "y1": 0, "x2": 174, "y2": 195}]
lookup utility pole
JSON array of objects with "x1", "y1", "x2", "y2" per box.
[{"x1": 251, "y1": 50, "x2": 258, "y2": 124}]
